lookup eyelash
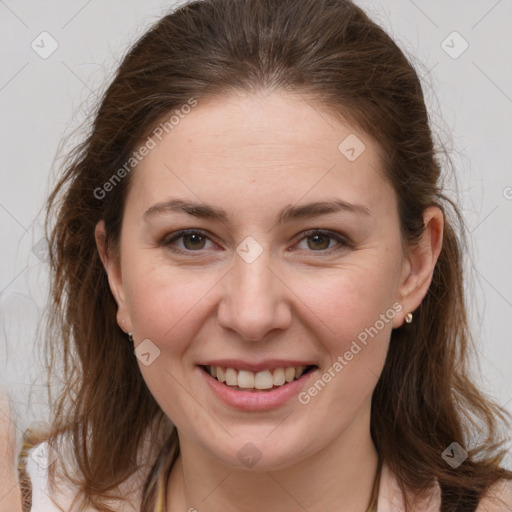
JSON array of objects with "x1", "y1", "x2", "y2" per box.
[{"x1": 161, "y1": 228, "x2": 351, "y2": 255}]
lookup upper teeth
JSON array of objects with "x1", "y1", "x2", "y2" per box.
[{"x1": 209, "y1": 366, "x2": 307, "y2": 389}]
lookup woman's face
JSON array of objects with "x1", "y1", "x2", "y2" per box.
[{"x1": 102, "y1": 90, "x2": 425, "y2": 470}]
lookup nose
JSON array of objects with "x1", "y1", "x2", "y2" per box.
[{"x1": 217, "y1": 250, "x2": 292, "y2": 341}]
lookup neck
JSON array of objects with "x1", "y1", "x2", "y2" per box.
[{"x1": 166, "y1": 404, "x2": 379, "y2": 512}]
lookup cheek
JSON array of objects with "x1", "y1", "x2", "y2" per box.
[
  {"x1": 123, "y1": 263, "x2": 221, "y2": 426},
  {"x1": 123, "y1": 260, "x2": 222, "y2": 353},
  {"x1": 295, "y1": 270, "x2": 396, "y2": 414},
  {"x1": 296, "y1": 263, "x2": 398, "y2": 345}
]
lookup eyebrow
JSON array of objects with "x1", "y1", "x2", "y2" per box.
[{"x1": 143, "y1": 198, "x2": 371, "y2": 223}]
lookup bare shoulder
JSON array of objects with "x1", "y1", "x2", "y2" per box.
[
  {"x1": 24, "y1": 422, "x2": 166, "y2": 512},
  {"x1": 25, "y1": 439, "x2": 145, "y2": 512},
  {"x1": 0, "y1": 388, "x2": 23, "y2": 512},
  {"x1": 476, "y1": 479, "x2": 512, "y2": 512}
]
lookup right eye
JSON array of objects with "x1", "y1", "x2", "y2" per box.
[{"x1": 162, "y1": 229, "x2": 217, "y2": 253}]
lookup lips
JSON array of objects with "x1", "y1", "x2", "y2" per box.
[{"x1": 198, "y1": 362, "x2": 319, "y2": 411}]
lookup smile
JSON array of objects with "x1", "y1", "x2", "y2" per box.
[{"x1": 201, "y1": 364, "x2": 317, "y2": 392}]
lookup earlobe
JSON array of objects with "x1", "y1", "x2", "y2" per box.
[
  {"x1": 94, "y1": 220, "x2": 133, "y2": 332},
  {"x1": 395, "y1": 206, "x2": 444, "y2": 327}
]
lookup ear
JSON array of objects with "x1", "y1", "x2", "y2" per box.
[
  {"x1": 393, "y1": 206, "x2": 444, "y2": 328},
  {"x1": 95, "y1": 220, "x2": 133, "y2": 334}
]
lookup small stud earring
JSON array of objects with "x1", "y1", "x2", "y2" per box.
[
  {"x1": 128, "y1": 331, "x2": 134, "y2": 343},
  {"x1": 405, "y1": 313, "x2": 413, "y2": 324}
]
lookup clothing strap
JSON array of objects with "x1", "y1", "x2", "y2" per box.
[{"x1": 17, "y1": 430, "x2": 36, "y2": 512}]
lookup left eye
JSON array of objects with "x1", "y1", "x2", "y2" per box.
[{"x1": 295, "y1": 230, "x2": 347, "y2": 251}]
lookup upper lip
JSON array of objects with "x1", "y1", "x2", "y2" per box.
[{"x1": 199, "y1": 359, "x2": 317, "y2": 372}]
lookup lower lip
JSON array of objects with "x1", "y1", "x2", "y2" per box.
[{"x1": 198, "y1": 366, "x2": 317, "y2": 411}]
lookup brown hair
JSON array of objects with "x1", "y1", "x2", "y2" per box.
[{"x1": 20, "y1": 0, "x2": 511, "y2": 510}]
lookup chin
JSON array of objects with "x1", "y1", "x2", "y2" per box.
[{"x1": 205, "y1": 433, "x2": 315, "y2": 472}]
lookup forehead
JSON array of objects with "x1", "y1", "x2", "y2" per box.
[{"x1": 129, "y1": 90, "x2": 395, "y2": 219}]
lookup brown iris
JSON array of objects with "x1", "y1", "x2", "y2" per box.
[
  {"x1": 183, "y1": 233, "x2": 207, "y2": 250},
  {"x1": 307, "y1": 233, "x2": 331, "y2": 250}
]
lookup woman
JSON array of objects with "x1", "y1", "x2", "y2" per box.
[{"x1": 18, "y1": 0, "x2": 512, "y2": 510}]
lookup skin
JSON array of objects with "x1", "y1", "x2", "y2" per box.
[
  {"x1": 96, "y1": 89, "x2": 443, "y2": 511},
  {"x1": 0, "y1": 389, "x2": 23, "y2": 512}
]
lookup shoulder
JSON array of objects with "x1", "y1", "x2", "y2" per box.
[
  {"x1": 379, "y1": 460, "x2": 512, "y2": 512},
  {"x1": 476, "y1": 479, "x2": 512, "y2": 512},
  {"x1": 23, "y1": 440, "x2": 80, "y2": 512},
  {"x1": 22, "y1": 438, "x2": 152, "y2": 512}
]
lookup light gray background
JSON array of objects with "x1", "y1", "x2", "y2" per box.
[{"x1": 1, "y1": 0, "x2": 511, "y2": 464}]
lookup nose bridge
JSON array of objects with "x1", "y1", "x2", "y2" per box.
[{"x1": 217, "y1": 247, "x2": 291, "y2": 341}]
